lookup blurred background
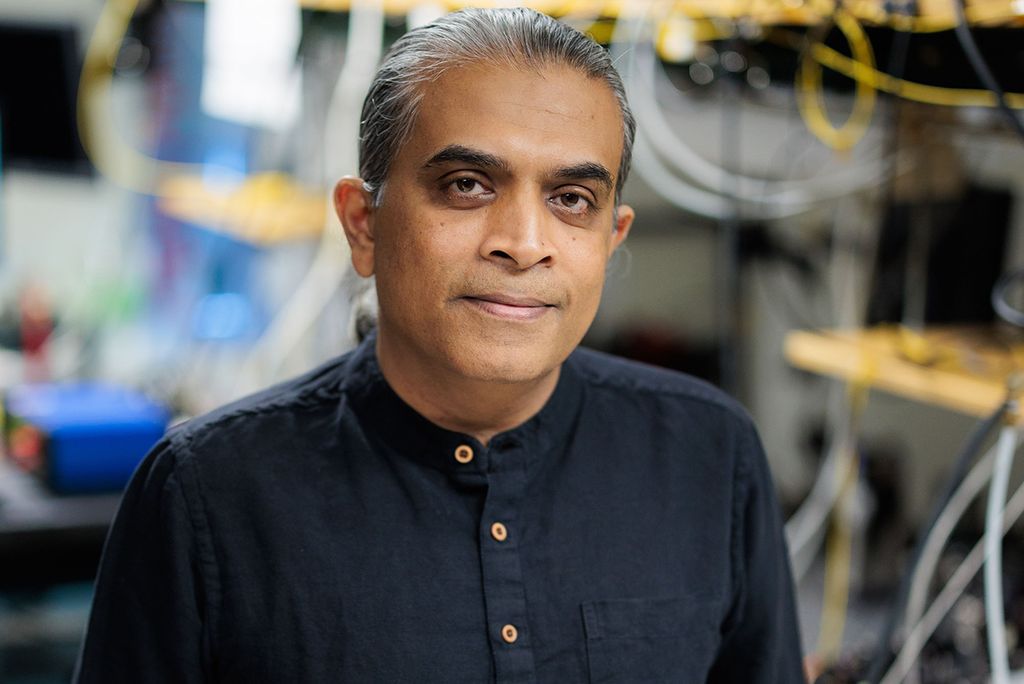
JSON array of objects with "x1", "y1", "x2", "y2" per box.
[{"x1": 2, "y1": 0, "x2": 1024, "y2": 681}]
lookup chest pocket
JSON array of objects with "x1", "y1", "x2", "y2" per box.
[{"x1": 581, "y1": 596, "x2": 723, "y2": 684}]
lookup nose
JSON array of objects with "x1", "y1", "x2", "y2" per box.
[{"x1": 479, "y1": 191, "x2": 554, "y2": 270}]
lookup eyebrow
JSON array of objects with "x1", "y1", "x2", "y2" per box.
[
  {"x1": 422, "y1": 145, "x2": 512, "y2": 174},
  {"x1": 553, "y1": 162, "x2": 614, "y2": 197}
]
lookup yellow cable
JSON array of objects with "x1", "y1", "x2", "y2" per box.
[
  {"x1": 816, "y1": 378, "x2": 870, "y2": 662},
  {"x1": 642, "y1": 1, "x2": 1020, "y2": 140},
  {"x1": 660, "y1": 0, "x2": 1024, "y2": 31},
  {"x1": 817, "y1": 451, "x2": 858, "y2": 661},
  {"x1": 192, "y1": 0, "x2": 1024, "y2": 29},
  {"x1": 83, "y1": 0, "x2": 1024, "y2": 195},
  {"x1": 839, "y1": 0, "x2": 1024, "y2": 33},
  {"x1": 767, "y1": 26, "x2": 1024, "y2": 109},
  {"x1": 812, "y1": 39, "x2": 1024, "y2": 108},
  {"x1": 796, "y1": 9, "x2": 878, "y2": 151},
  {"x1": 79, "y1": 0, "x2": 203, "y2": 194}
]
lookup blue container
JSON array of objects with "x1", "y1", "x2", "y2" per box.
[{"x1": 4, "y1": 383, "x2": 170, "y2": 494}]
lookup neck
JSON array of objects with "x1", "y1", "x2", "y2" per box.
[{"x1": 374, "y1": 335, "x2": 560, "y2": 445}]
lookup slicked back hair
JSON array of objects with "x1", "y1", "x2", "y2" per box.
[{"x1": 358, "y1": 7, "x2": 635, "y2": 207}]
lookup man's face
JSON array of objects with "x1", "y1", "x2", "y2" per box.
[{"x1": 340, "y1": 62, "x2": 633, "y2": 386}]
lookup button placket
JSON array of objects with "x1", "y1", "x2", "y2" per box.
[{"x1": 477, "y1": 442, "x2": 536, "y2": 680}]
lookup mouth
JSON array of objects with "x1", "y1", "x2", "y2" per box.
[{"x1": 459, "y1": 293, "x2": 556, "y2": 321}]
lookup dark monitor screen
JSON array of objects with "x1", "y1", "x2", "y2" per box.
[{"x1": 0, "y1": 21, "x2": 91, "y2": 174}]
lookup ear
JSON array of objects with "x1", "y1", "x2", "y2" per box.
[
  {"x1": 334, "y1": 176, "x2": 376, "y2": 278},
  {"x1": 609, "y1": 204, "x2": 634, "y2": 254}
]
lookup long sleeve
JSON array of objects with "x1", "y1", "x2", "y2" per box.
[
  {"x1": 75, "y1": 437, "x2": 215, "y2": 683},
  {"x1": 708, "y1": 424, "x2": 806, "y2": 683}
]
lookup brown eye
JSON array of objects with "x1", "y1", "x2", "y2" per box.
[
  {"x1": 441, "y1": 176, "x2": 491, "y2": 205},
  {"x1": 552, "y1": 191, "x2": 593, "y2": 215}
]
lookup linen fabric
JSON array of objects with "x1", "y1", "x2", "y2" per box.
[{"x1": 76, "y1": 333, "x2": 804, "y2": 683}]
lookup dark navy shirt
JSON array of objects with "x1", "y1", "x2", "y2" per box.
[{"x1": 76, "y1": 334, "x2": 804, "y2": 683}]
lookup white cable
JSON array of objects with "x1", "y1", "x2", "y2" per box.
[
  {"x1": 322, "y1": 0, "x2": 385, "y2": 186},
  {"x1": 900, "y1": 440, "x2": 998, "y2": 684},
  {"x1": 609, "y1": 9, "x2": 893, "y2": 220},
  {"x1": 880, "y1": 437, "x2": 1024, "y2": 684},
  {"x1": 632, "y1": 119, "x2": 835, "y2": 221},
  {"x1": 234, "y1": 0, "x2": 383, "y2": 396},
  {"x1": 786, "y1": 395, "x2": 852, "y2": 580},
  {"x1": 632, "y1": 94, "x2": 886, "y2": 222},
  {"x1": 985, "y1": 423, "x2": 1017, "y2": 684},
  {"x1": 785, "y1": 193, "x2": 880, "y2": 579},
  {"x1": 631, "y1": 132, "x2": 732, "y2": 218},
  {"x1": 626, "y1": 37, "x2": 810, "y2": 209},
  {"x1": 630, "y1": 37, "x2": 885, "y2": 207}
]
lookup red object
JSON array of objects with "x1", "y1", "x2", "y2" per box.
[{"x1": 19, "y1": 286, "x2": 53, "y2": 380}]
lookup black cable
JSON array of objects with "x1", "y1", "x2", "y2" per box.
[
  {"x1": 993, "y1": 268, "x2": 1024, "y2": 328},
  {"x1": 885, "y1": 3, "x2": 914, "y2": 96},
  {"x1": 716, "y1": 37, "x2": 744, "y2": 396},
  {"x1": 866, "y1": 6, "x2": 914, "y2": 328},
  {"x1": 863, "y1": 397, "x2": 1012, "y2": 682},
  {"x1": 951, "y1": 0, "x2": 1024, "y2": 144}
]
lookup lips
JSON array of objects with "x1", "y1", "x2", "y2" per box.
[{"x1": 460, "y1": 293, "x2": 555, "y2": 321}]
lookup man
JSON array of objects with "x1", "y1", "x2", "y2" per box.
[{"x1": 77, "y1": 8, "x2": 804, "y2": 682}]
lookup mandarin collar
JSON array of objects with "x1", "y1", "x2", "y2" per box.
[{"x1": 343, "y1": 331, "x2": 582, "y2": 478}]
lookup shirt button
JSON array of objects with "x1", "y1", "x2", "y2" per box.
[
  {"x1": 454, "y1": 445, "x2": 474, "y2": 464},
  {"x1": 490, "y1": 522, "x2": 508, "y2": 542},
  {"x1": 501, "y1": 624, "x2": 518, "y2": 644}
]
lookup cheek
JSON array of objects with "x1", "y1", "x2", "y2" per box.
[
  {"x1": 376, "y1": 212, "x2": 469, "y2": 296},
  {"x1": 376, "y1": 205, "x2": 428, "y2": 268},
  {"x1": 562, "y1": 240, "x2": 612, "y2": 304}
]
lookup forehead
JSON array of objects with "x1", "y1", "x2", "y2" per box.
[{"x1": 396, "y1": 62, "x2": 624, "y2": 181}]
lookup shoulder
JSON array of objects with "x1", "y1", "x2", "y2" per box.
[
  {"x1": 176, "y1": 354, "x2": 350, "y2": 441},
  {"x1": 151, "y1": 347, "x2": 364, "y2": 476},
  {"x1": 564, "y1": 347, "x2": 766, "y2": 485},
  {"x1": 123, "y1": 347, "x2": 366, "y2": 514},
  {"x1": 567, "y1": 346, "x2": 753, "y2": 429}
]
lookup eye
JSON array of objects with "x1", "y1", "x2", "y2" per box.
[
  {"x1": 449, "y1": 177, "x2": 487, "y2": 196},
  {"x1": 550, "y1": 191, "x2": 594, "y2": 215}
]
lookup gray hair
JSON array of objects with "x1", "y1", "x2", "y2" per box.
[{"x1": 358, "y1": 7, "x2": 635, "y2": 207}]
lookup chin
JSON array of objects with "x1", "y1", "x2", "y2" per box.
[{"x1": 448, "y1": 343, "x2": 560, "y2": 386}]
